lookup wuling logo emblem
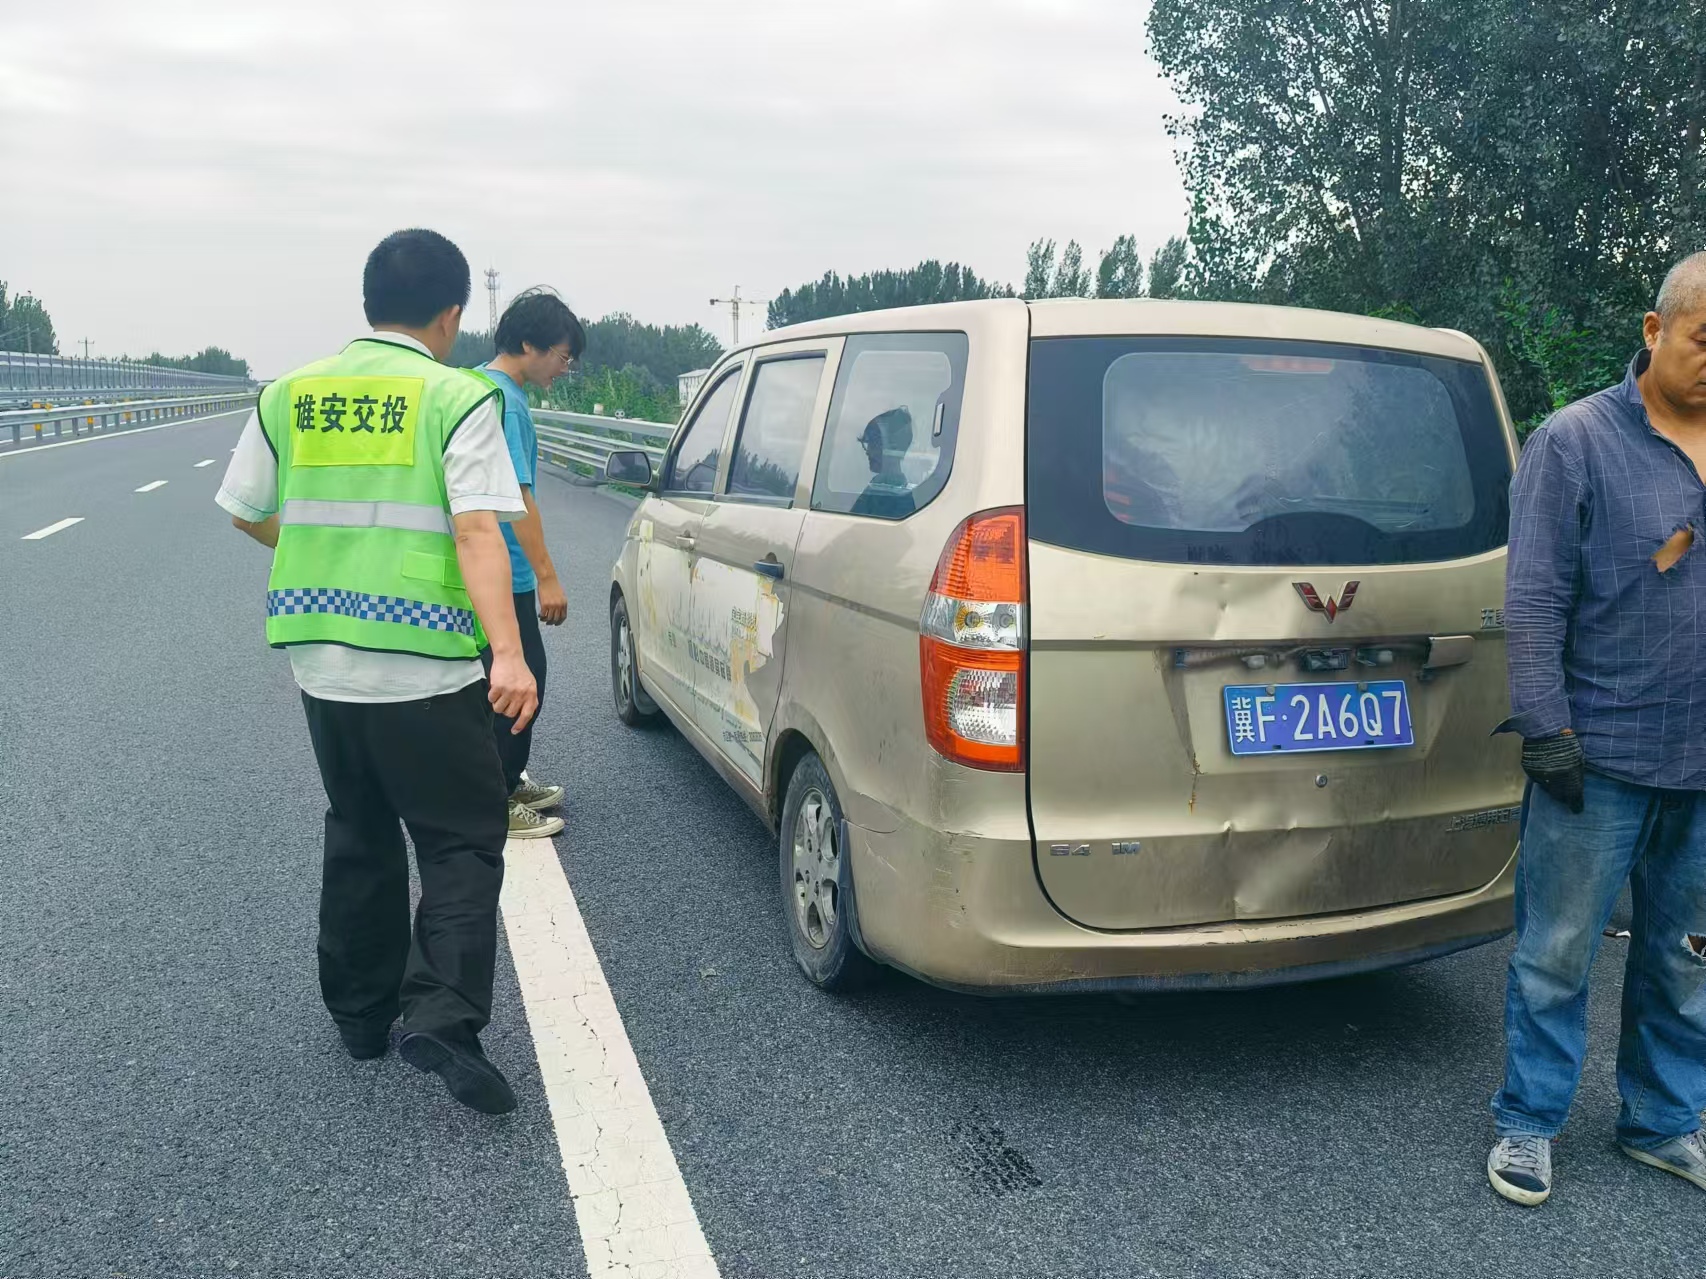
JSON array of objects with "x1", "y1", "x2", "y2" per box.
[{"x1": 1294, "y1": 581, "x2": 1360, "y2": 622}]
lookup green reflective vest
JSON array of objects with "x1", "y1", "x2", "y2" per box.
[{"x1": 258, "y1": 337, "x2": 499, "y2": 660}]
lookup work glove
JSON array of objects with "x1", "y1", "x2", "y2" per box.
[{"x1": 1522, "y1": 732, "x2": 1585, "y2": 815}]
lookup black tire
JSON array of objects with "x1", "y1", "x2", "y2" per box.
[
  {"x1": 611, "y1": 594, "x2": 658, "y2": 727},
  {"x1": 778, "y1": 752, "x2": 877, "y2": 991}
]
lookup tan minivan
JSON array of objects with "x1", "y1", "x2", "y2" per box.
[{"x1": 603, "y1": 299, "x2": 1523, "y2": 993}]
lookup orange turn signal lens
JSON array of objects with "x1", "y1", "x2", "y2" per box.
[{"x1": 919, "y1": 508, "x2": 1027, "y2": 771}]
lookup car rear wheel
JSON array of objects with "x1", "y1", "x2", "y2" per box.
[
  {"x1": 779, "y1": 751, "x2": 877, "y2": 991},
  {"x1": 611, "y1": 594, "x2": 658, "y2": 726}
]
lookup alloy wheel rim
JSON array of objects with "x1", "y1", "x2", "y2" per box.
[
  {"x1": 616, "y1": 615, "x2": 633, "y2": 706},
  {"x1": 791, "y1": 788, "x2": 839, "y2": 949}
]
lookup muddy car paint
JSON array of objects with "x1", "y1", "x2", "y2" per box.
[{"x1": 612, "y1": 298, "x2": 1523, "y2": 992}]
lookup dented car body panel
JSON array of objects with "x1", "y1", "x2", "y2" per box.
[
  {"x1": 613, "y1": 298, "x2": 1524, "y2": 991},
  {"x1": 1027, "y1": 545, "x2": 1522, "y2": 930}
]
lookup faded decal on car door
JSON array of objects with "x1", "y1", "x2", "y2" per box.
[
  {"x1": 687, "y1": 351, "x2": 829, "y2": 785},
  {"x1": 686, "y1": 554, "x2": 789, "y2": 783}
]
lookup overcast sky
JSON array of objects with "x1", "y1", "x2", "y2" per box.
[{"x1": 0, "y1": 0, "x2": 1187, "y2": 377}]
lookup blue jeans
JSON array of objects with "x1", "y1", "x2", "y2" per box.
[{"x1": 1492, "y1": 770, "x2": 1706, "y2": 1149}]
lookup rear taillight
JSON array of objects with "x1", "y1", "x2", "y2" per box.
[{"x1": 919, "y1": 507, "x2": 1026, "y2": 771}]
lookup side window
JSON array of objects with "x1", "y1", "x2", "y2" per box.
[
  {"x1": 727, "y1": 354, "x2": 826, "y2": 503},
  {"x1": 811, "y1": 332, "x2": 969, "y2": 520},
  {"x1": 664, "y1": 367, "x2": 742, "y2": 494}
]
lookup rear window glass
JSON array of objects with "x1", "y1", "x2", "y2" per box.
[{"x1": 1027, "y1": 337, "x2": 1512, "y2": 566}]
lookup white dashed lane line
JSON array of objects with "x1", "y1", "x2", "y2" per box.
[
  {"x1": 194, "y1": 458, "x2": 216, "y2": 468},
  {"x1": 135, "y1": 481, "x2": 168, "y2": 493},
  {"x1": 500, "y1": 838, "x2": 722, "y2": 1279},
  {"x1": 20, "y1": 517, "x2": 84, "y2": 541}
]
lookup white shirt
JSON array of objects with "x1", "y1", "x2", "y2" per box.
[{"x1": 216, "y1": 331, "x2": 526, "y2": 702}]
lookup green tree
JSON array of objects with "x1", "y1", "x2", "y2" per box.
[
  {"x1": 450, "y1": 327, "x2": 495, "y2": 369},
  {"x1": 460, "y1": 315, "x2": 720, "y2": 390},
  {"x1": 1023, "y1": 239, "x2": 1098, "y2": 298},
  {"x1": 141, "y1": 347, "x2": 251, "y2": 378},
  {"x1": 1022, "y1": 240, "x2": 1057, "y2": 300},
  {"x1": 582, "y1": 313, "x2": 722, "y2": 384},
  {"x1": 1096, "y1": 235, "x2": 1146, "y2": 298},
  {"x1": 0, "y1": 282, "x2": 58, "y2": 354},
  {"x1": 542, "y1": 363, "x2": 681, "y2": 424},
  {"x1": 768, "y1": 260, "x2": 1012, "y2": 328},
  {"x1": 453, "y1": 313, "x2": 719, "y2": 423},
  {"x1": 1146, "y1": 0, "x2": 1706, "y2": 423},
  {"x1": 1147, "y1": 236, "x2": 1190, "y2": 299},
  {"x1": 1054, "y1": 241, "x2": 1092, "y2": 298}
]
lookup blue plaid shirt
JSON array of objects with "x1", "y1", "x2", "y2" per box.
[{"x1": 1503, "y1": 350, "x2": 1706, "y2": 790}]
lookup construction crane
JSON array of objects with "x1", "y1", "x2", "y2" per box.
[{"x1": 709, "y1": 286, "x2": 769, "y2": 347}]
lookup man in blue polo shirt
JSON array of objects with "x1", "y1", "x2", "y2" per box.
[{"x1": 480, "y1": 287, "x2": 586, "y2": 839}]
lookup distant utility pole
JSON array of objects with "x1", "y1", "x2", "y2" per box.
[
  {"x1": 80, "y1": 338, "x2": 92, "y2": 360},
  {"x1": 485, "y1": 268, "x2": 500, "y2": 334},
  {"x1": 709, "y1": 286, "x2": 769, "y2": 347}
]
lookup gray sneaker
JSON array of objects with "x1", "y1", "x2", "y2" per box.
[
  {"x1": 1623, "y1": 1130, "x2": 1706, "y2": 1192},
  {"x1": 511, "y1": 771, "x2": 564, "y2": 812},
  {"x1": 507, "y1": 800, "x2": 564, "y2": 840},
  {"x1": 1488, "y1": 1134, "x2": 1552, "y2": 1205}
]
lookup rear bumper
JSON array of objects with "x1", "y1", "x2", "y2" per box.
[{"x1": 845, "y1": 821, "x2": 1516, "y2": 994}]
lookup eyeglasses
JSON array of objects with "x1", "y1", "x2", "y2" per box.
[{"x1": 547, "y1": 346, "x2": 577, "y2": 368}]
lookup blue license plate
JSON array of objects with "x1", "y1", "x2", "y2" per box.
[{"x1": 1223, "y1": 680, "x2": 1414, "y2": 756}]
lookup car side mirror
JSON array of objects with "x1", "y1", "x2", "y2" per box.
[{"x1": 604, "y1": 449, "x2": 654, "y2": 488}]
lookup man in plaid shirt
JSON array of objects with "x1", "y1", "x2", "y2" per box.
[{"x1": 1487, "y1": 252, "x2": 1706, "y2": 1206}]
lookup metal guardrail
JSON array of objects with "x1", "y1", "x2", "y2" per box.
[
  {"x1": 0, "y1": 384, "x2": 252, "y2": 409},
  {"x1": 0, "y1": 388, "x2": 667, "y2": 472},
  {"x1": 0, "y1": 392, "x2": 258, "y2": 446},
  {"x1": 533, "y1": 409, "x2": 675, "y2": 481},
  {"x1": 0, "y1": 350, "x2": 252, "y2": 395}
]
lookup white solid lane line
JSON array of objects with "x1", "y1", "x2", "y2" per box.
[
  {"x1": 136, "y1": 480, "x2": 168, "y2": 493},
  {"x1": 21, "y1": 517, "x2": 85, "y2": 540},
  {"x1": 194, "y1": 458, "x2": 216, "y2": 468},
  {"x1": 500, "y1": 838, "x2": 722, "y2": 1279}
]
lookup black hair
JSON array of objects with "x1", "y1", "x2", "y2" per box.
[
  {"x1": 860, "y1": 406, "x2": 914, "y2": 453},
  {"x1": 362, "y1": 229, "x2": 471, "y2": 328},
  {"x1": 494, "y1": 287, "x2": 588, "y2": 360}
]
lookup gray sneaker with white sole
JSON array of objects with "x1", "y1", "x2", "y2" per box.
[
  {"x1": 1622, "y1": 1130, "x2": 1706, "y2": 1192},
  {"x1": 508, "y1": 799, "x2": 564, "y2": 839},
  {"x1": 511, "y1": 771, "x2": 564, "y2": 812},
  {"x1": 1488, "y1": 1134, "x2": 1552, "y2": 1205}
]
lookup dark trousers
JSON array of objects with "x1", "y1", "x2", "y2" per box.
[
  {"x1": 479, "y1": 590, "x2": 545, "y2": 794},
  {"x1": 301, "y1": 680, "x2": 508, "y2": 1048}
]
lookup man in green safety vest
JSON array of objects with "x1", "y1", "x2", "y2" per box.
[{"x1": 216, "y1": 228, "x2": 538, "y2": 1115}]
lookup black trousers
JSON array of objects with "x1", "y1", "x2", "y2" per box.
[
  {"x1": 479, "y1": 590, "x2": 545, "y2": 794},
  {"x1": 301, "y1": 680, "x2": 508, "y2": 1048}
]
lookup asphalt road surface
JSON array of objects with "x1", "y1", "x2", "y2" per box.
[{"x1": 0, "y1": 410, "x2": 1692, "y2": 1279}]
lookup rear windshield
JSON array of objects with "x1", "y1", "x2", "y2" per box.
[{"x1": 1026, "y1": 336, "x2": 1512, "y2": 566}]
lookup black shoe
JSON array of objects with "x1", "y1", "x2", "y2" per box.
[
  {"x1": 397, "y1": 1031, "x2": 517, "y2": 1115},
  {"x1": 337, "y1": 1022, "x2": 393, "y2": 1060}
]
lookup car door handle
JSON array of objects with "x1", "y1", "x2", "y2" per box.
[
  {"x1": 674, "y1": 534, "x2": 696, "y2": 550},
  {"x1": 753, "y1": 560, "x2": 784, "y2": 580}
]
